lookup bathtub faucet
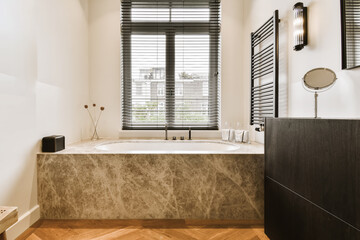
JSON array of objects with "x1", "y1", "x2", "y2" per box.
[{"x1": 165, "y1": 123, "x2": 168, "y2": 140}]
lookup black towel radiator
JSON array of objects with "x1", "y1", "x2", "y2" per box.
[{"x1": 250, "y1": 10, "x2": 279, "y2": 126}]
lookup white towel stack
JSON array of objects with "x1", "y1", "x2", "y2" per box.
[
  {"x1": 222, "y1": 121, "x2": 250, "y2": 143},
  {"x1": 233, "y1": 130, "x2": 250, "y2": 143}
]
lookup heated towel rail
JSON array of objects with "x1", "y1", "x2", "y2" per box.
[{"x1": 250, "y1": 10, "x2": 279, "y2": 126}]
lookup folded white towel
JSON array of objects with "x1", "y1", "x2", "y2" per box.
[
  {"x1": 242, "y1": 130, "x2": 250, "y2": 143},
  {"x1": 235, "y1": 130, "x2": 244, "y2": 142},
  {"x1": 222, "y1": 129, "x2": 230, "y2": 141},
  {"x1": 229, "y1": 129, "x2": 236, "y2": 142}
]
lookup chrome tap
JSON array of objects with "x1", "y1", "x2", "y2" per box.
[
  {"x1": 255, "y1": 123, "x2": 265, "y2": 132},
  {"x1": 165, "y1": 123, "x2": 168, "y2": 140}
]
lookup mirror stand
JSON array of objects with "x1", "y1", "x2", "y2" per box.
[{"x1": 303, "y1": 68, "x2": 337, "y2": 119}]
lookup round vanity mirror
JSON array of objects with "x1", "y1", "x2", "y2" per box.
[
  {"x1": 302, "y1": 68, "x2": 337, "y2": 118},
  {"x1": 303, "y1": 68, "x2": 337, "y2": 90}
]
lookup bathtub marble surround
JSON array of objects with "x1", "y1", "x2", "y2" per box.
[
  {"x1": 47, "y1": 139, "x2": 264, "y2": 155},
  {"x1": 37, "y1": 140, "x2": 264, "y2": 220}
]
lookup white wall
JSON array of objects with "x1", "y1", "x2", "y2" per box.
[
  {"x1": 0, "y1": 2, "x2": 38, "y2": 236},
  {"x1": 36, "y1": 0, "x2": 90, "y2": 142},
  {"x1": 88, "y1": 0, "x2": 246, "y2": 138},
  {"x1": 243, "y1": 0, "x2": 360, "y2": 122},
  {"x1": 221, "y1": 0, "x2": 247, "y2": 129},
  {"x1": 89, "y1": 0, "x2": 121, "y2": 138},
  {"x1": 89, "y1": 0, "x2": 360, "y2": 140},
  {"x1": 0, "y1": 0, "x2": 90, "y2": 238}
]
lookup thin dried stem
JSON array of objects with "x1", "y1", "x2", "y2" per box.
[
  {"x1": 91, "y1": 111, "x2": 103, "y2": 140},
  {"x1": 87, "y1": 108, "x2": 99, "y2": 140}
]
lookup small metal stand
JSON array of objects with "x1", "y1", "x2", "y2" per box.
[{"x1": 314, "y1": 92, "x2": 318, "y2": 119}]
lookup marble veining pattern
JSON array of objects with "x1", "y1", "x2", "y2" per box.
[{"x1": 38, "y1": 153, "x2": 264, "y2": 220}]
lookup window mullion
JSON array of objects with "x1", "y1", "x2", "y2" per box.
[{"x1": 166, "y1": 31, "x2": 175, "y2": 128}]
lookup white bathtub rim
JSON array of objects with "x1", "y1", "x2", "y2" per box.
[
  {"x1": 95, "y1": 140, "x2": 242, "y2": 153},
  {"x1": 38, "y1": 139, "x2": 264, "y2": 155}
]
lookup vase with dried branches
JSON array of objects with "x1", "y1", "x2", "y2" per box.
[{"x1": 84, "y1": 103, "x2": 105, "y2": 140}]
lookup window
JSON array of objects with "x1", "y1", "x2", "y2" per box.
[
  {"x1": 175, "y1": 83, "x2": 183, "y2": 97},
  {"x1": 202, "y1": 82, "x2": 209, "y2": 97},
  {"x1": 157, "y1": 83, "x2": 165, "y2": 96},
  {"x1": 121, "y1": 0, "x2": 220, "y2": 130}
]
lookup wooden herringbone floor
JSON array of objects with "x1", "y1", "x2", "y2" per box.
[{"x1": 16, "y1": 220, "x2": 270, "y2": 240}]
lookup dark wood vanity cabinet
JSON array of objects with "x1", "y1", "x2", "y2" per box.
[{"x1": 265, "y1": 118, "x2": 360, "y2": 240}]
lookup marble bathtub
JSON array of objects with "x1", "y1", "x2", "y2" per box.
[{"x1": 37, "y1": 140, "x2": 264, "y2": 221}]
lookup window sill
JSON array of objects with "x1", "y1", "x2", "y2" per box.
[{"x1": 118, "y1": 130, "x2": 221, "y2": 139}]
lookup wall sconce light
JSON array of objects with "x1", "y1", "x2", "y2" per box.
[{"x1": 293, "y1": 2, "x2": 308, "y2": 51}]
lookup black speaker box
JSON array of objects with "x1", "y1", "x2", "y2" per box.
[{"x1": 42, "y1": 135, "x2": 65, "y2": 152}]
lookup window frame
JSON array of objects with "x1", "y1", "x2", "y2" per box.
[{"x1": 121, "y1": 0, "x2": 220, "y2": 130}]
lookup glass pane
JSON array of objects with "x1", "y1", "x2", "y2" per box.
[
  {"x1": 171, "y1": 8, "x2": 210, "y2": 22},
  {"x1": 131, "y1": 35, "x2": 166, "y2": 126},
  {"x1": 175, "y1": 35, "x2": 210, "y2": 126},
  {"x1": 131, "y1": 8, "x2": 170, "y2": 22}
]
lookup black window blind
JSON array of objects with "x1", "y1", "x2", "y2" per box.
[{"x1": 121, "y1": 0, "x2": 221, "y2": 130}]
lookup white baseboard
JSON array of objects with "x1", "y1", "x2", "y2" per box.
[{"x1": 5, "y1": 205, "x2": 40, "y2": 240}]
